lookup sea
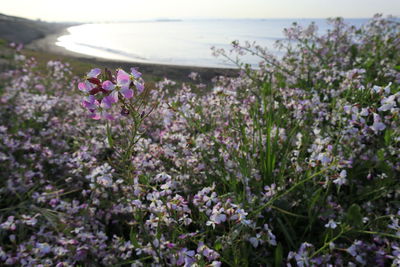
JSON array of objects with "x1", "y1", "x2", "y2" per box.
[{"x1": 56, "y1": 19, "x2": 369, "y2": 68}]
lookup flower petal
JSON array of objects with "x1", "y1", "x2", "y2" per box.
[
  {"x1": 87, "y1": 68, "x2": 101, "y2": 78},
  {"x1": 102, "y1": 111, "x2": 115, "y2": 120},
  {"x1": 101, "y1": 91, "x2": 118, "y2": 109},
  {"x1": 101, "y1": 97, "x2": 113, "y2": 109},
  {"x1": 82, "y1": 95, "x2": 97, "y2": 109},
  {"x1": 89, "y1": 112, "x2": 101, "y2": 120},
  {"x1": 117, "y1": 69, "x2": 130, "y2": 87},
  {"x1": 121, "y1": 87, "x2": 134, "y2": 99},
  {"x1": 102, "y1": 80, "x2": 115, "y2": 91},
  {"x1": 371, "y1": 122, "x2": 386, "y2": 132},
  {"x1": 134, "y1": 81, "x2": 145, "y2": 94},
  {"x1": 78, "y1": 81, "x2": 94, "y2": 92},
  {"x1": 110, "y1": 90, "x2": 119, "y2": 102},
  {"x1": 130, "y1": 67, "x2": 142, "y2": 78}
]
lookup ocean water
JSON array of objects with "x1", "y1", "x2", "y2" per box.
[{"x1": 56, "y1": 19, "x2": 368, "y2": 68}]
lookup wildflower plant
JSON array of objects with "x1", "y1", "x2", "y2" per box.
[{"x1": 78, "y1": 67, "x2": 156, "y2": 181}]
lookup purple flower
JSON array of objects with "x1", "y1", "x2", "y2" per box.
[
  {"x1": 177, "y1": 248, "x2": 195, "y2": 266},
  {"x1": 130, "y1": 67, "x2": 142, "y2": 78},
  {"x1": 75, "y1": 247, "x2": 88, "y2": 261}
]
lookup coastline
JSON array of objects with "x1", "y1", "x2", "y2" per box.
[{"x1": 25, "y1": 25, "x2": 239, "y2": 83}]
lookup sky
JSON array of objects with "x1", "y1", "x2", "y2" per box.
[{"x1": 1, "y1": 0, "x2": 399, "y2": 22}]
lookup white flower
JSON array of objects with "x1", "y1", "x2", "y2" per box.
[
  {"x1": 97, "y1": 176, "x2": 113, "y2": 188},
  {"x1": 378, "y1": 95, "x2": 397, "y2": 112},
  {"x1": 360, "y1": 108, "x2": 369, "y2": 116},
  {"x1": 317, "y1": 153, "x2": 330, "y2": 165},
  {"x1": 372, "y1": 85, "x2": 382, "y2": 93},
  {"x1": 249, "y1": 236, "x2": 261, "y2": 248},
  {"x1": 384, "y1": 82, "x2": 392, "y2": 94},
  {"x1": 347, "y1": 244, "x2": 357, "y2": 257},
  {"x1": 325, "y1": 219, "x2": 339, "y2": 229},
  {"x1": 333, "y1": 170, "x2": 347, "y2": 186},
  {"x1": 371, "y1": 122, "x2": 386, "y2": 132}
]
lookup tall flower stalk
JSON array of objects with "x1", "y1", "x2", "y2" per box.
[{"x1": 78, "y1": 67, "x2": 156, "y2": 182}]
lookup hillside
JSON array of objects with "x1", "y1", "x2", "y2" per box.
[{"x1": 0, "y1": 13, "x2": 74, "y2": 44}]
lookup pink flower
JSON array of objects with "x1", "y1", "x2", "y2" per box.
[
  {"x1": 117, "y1": 69, "x2": 131, "y2": 88},
  {"x1": 79, "y1": 67, "x2": 146, "y2": 120},
  {"x1": 117, "y1": 69, "x2": 134, "y2": 99}
]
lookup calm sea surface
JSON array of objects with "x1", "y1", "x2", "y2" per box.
[{"x1": 56, "y1": 19, "x2": 368, "y2": 68}]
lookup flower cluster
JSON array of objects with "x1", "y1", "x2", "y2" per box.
[{"x1": 78, "y1": 67, "x2": 145, "y2": 120}]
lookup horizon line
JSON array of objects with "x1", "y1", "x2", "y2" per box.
[{"x1": 1, "y1": 12, "x2": 398, "y2": 24}]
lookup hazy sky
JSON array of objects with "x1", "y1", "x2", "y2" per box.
[{"x1": 1, "y1": 0, "x2": 399, "y2": 22}]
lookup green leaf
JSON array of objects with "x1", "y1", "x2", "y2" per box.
[
  {"x1": 377, "y1": 149, "x2": 385, "y2": 162},
  {"x1": 384, "y1": 129, "x2": 392, "y2": 146},
  {"x1": 274, "y1": 243, "x2": 283, "y2": 267},
  {"x1": 277, "y1": 217, "x2": 296, "y2": 249},
  {"x1": 346, "y1": 204, "x2": 363, "y2": 228},
  {"x1": 214, "y1": 241, "x2": 222, "y2": 251},
  {"x1": 365, "y1": 58, "x2": 375, "y2": 69},
  {"x1": 130, "y1": 227, "x2": 140, "y2": 248},
  {"x1": 350, "y1": 44, "x2": 358, "y2": 59},
  {"x1": 106, "y1": 122, "x2": 114, "y2": 148}
]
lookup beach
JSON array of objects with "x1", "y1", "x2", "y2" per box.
[
  {"x1": 0, "y1": 14, "x2": 238, "y2": 84},
  {"x1": 28, "y1": 30, "x2": 236, "y2": 83}
]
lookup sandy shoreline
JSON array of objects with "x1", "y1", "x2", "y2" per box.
[
  {"x1": 26, "y1": 25, "x2": 238, "y2": 83},
  {"x1": 0, "y1": 12, "x2": 239, "y2": 83}
]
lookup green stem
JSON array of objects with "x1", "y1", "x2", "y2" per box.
[
  {"x1": 106, "y1": 121, "x2": 114, "y2": 148},
  {"x1": 311, "y1": 226, "x2": 347, "y2": 258},
  {"x1": 355, "y1": 230, "x2": 400, "y2": 240},
  {"x1": 251, "y1": 165, "x2": 332, "y2": 217}
]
